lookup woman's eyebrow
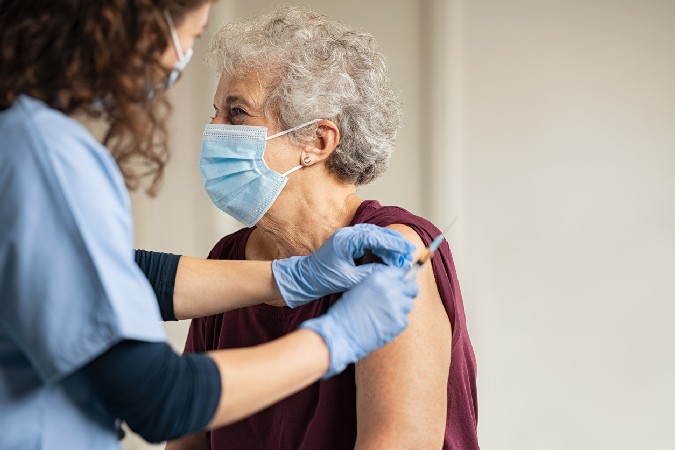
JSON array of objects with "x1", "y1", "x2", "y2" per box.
[{"x1": 223, "y1": 95, "x2": 258, "y2": 111}]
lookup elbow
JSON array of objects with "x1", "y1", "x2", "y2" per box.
[{"x1": 126, "y1": 418, "x2": 182, "y2": 444}]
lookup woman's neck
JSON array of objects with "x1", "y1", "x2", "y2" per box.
[{"x1": 250, "y1": 183, "x2": 363, "y2": 260}]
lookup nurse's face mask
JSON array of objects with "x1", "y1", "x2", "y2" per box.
[
  {"x1": 150, "y1": 10, "x2": 193, "y2": 94},
  {"x1": 199, "y1": 119, "x2": 321, "y2": 227}
]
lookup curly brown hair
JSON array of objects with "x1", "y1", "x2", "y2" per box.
[{"x1": 0, "y1": 0, "x2": 210, "y2": 194}]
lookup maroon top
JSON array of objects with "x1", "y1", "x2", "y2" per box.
[{"x1": 185, "y1": 200, "x2": 479, "y2": 449}]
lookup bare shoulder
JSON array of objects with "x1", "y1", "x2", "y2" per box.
[
  {"x1": 384, "y1": 223, "x2": 426, "y2": 256},
  {"x1": 383, "y1": 224, "x2": 436, "y2": 294},
  {"x1": 354, "y1": 221, "x2": 452, "y2": 447}
]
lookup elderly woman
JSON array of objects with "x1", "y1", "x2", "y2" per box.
[{"x1": 168, "y1": 6, "x2": 478, "y2": 450}]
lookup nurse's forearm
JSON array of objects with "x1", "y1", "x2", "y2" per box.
[
  {"x1": 206, "y1": 328, "x2": 329, "y2": 428},
  {"x1": 173, "y1": 256, "x2": 281, "y2": 320},
  {"x1": 84, "y1": 332, "x2": 329, "y2": 443}
]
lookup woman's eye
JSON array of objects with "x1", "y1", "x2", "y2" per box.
[{"x1": 231, "y1": 107, "x2": 247, "y2": 118}]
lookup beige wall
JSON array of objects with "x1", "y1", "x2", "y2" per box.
[
  {"x1": 125, "y1": 1, "x2": 675, "y2": 449},
  {"x1": 462, "y1": 1, "x2": 675, "y2": 448}
]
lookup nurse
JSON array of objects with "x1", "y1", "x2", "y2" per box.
[{"x1": 0, "y1": 2, "x2": 418, "y2": 449}]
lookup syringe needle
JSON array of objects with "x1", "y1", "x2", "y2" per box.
[
  {"x1": 404, "y1": 216, "x2": 459, "y2": 281},
  {"x1": 439, "y1": 216, "x2": 459, "y2": 239}
]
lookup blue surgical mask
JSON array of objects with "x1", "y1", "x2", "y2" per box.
[{"x1": 199, "y1": 119, "x2": 321, "y2": 227}]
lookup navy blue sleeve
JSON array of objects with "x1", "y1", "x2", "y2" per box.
[
  {"x1": 134, "y1": 250, "x2": 181, "y2": 321},
  {"x1": 82, "y1": 340, "x2": 221, "y2": 443}
]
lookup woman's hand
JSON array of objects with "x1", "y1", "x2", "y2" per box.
[{"x1": 271, "y1": 224, "x2": 415, "y2": 308}]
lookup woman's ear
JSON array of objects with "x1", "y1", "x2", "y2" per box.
[{"x1": 300, "y1": 119, "x2": 340, "y2": 166}]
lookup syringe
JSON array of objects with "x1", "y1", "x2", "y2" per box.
[{"x1": 404, "y1": 216, "x2": 458, "y2": 280}]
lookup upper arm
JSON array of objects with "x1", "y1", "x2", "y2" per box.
[{"x1": 354, "y1": 224, "x2": 451, "y2": 449}]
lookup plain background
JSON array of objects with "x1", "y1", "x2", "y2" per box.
[{"x1": 123, "y1": 1, "x2": 675, "y2": 449}]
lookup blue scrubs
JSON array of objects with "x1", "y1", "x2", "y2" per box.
[{"x1": 0, "y1": 96, "x2": 166, "y2": 449}]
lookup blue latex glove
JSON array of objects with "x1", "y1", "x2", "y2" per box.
[
  {"x1": 300, "y1": 266, "x2": 419, "y2": 378},
  {"x1": 272, "y1": 224, "x2": 415, "y2": 308}
]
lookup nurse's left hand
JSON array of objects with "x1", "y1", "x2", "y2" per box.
[{"x1": 271, "y1": 224, "x2": 415, "y2": 308}]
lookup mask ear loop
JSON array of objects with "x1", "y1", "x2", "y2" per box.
[
  {"x1": 269, "y1": 119, "x2": 323, "y2": 176},
  {"x1": 164, "y1": 10, "x2": 185, "y2": 59},
  {"x1": 282, "y1": 165, "x2": 303, "y2": 177},
  {"x1": 266, "y1": 119, "x2": 322, "y2": 140}
]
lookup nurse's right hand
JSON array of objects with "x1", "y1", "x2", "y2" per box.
[{"x1": 299, "y1": 266, "x2": 418, "y2": 378}]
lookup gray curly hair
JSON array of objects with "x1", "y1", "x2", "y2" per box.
[{"x1": 207, "y1": 5, "x2": 402, "y2": 185}]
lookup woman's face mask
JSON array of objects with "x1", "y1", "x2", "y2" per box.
[{"x1": 199, "y1": 119, "x2": 321, "y2": 227}]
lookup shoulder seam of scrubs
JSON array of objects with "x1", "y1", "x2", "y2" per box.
[{"x1": 10, "y1": 98, "x2": 117, "y2": 381}]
